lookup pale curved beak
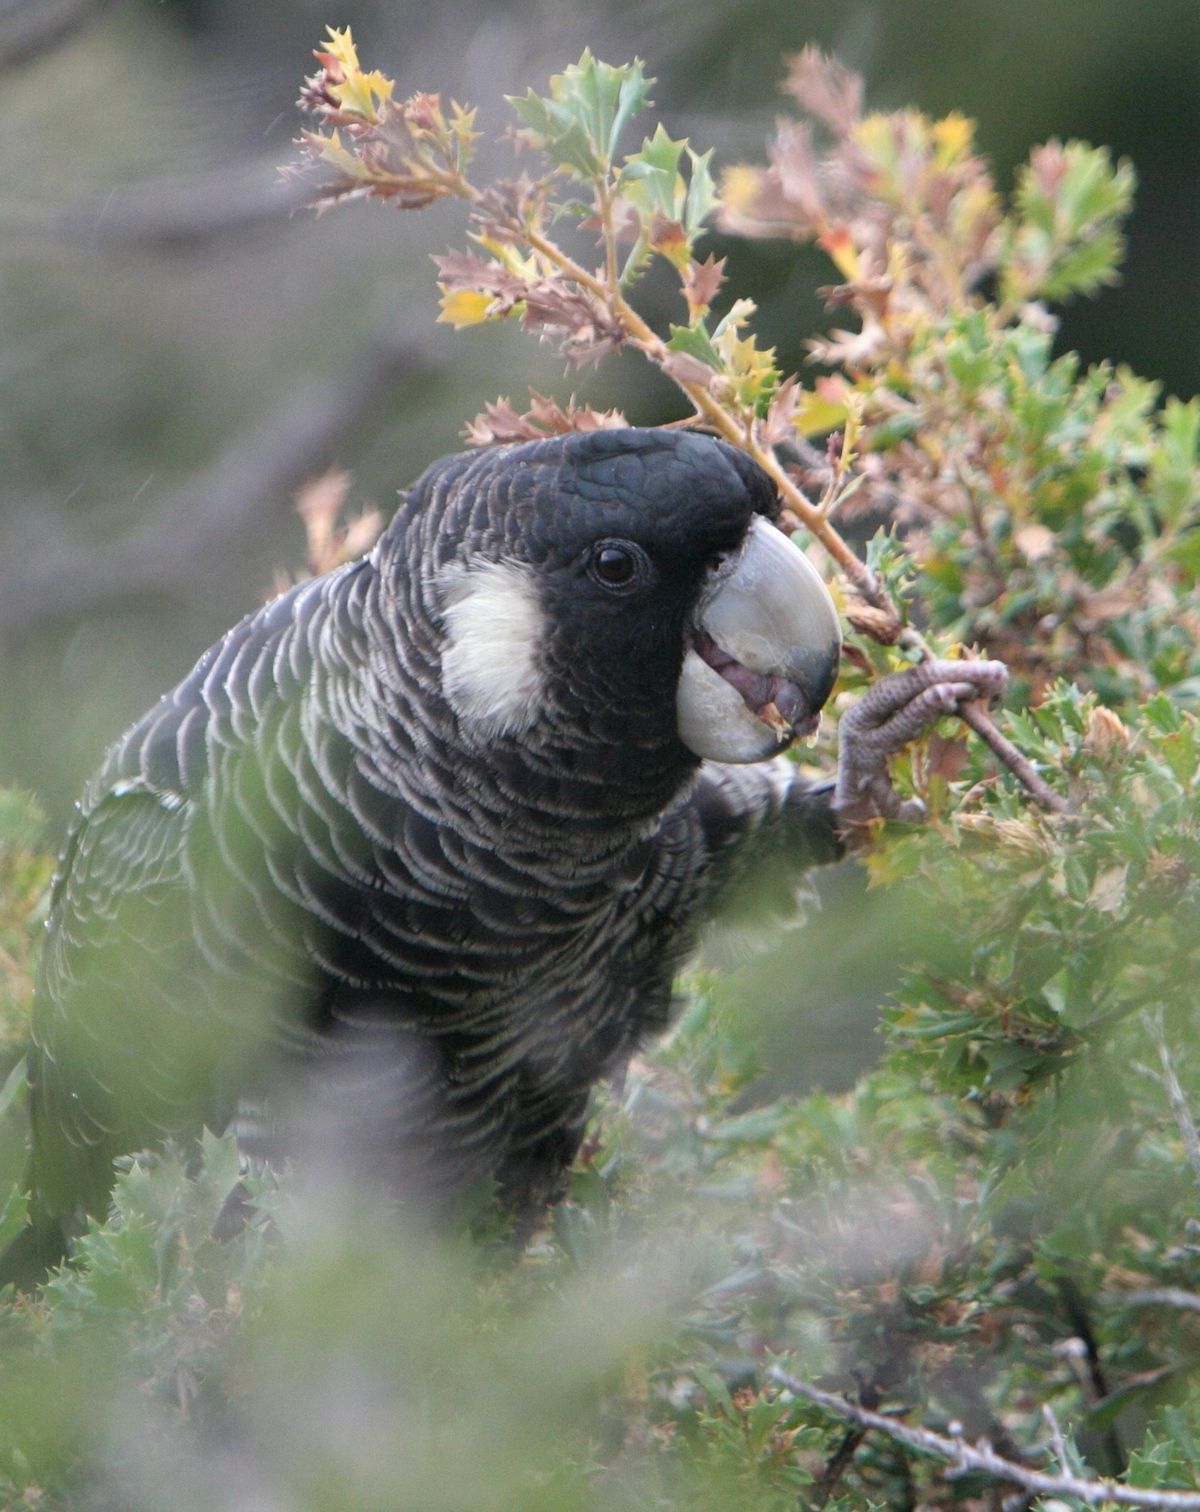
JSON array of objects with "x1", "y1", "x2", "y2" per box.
[{"x1": 676, "y1": 516, "x2": 841, "y2": 762}]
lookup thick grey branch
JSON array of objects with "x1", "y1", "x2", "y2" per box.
[
  {"x1": 0, "y1": 0, "x2": 115, "y2": 71},
  {"x1": 3, "y1": 159, "x2": 312, "y2": 254},
  {"x1": 1100, "y1": 1289, "x2": 1200, "y2": 1314},
  {"x1": 0, "y1": 336, "x2": 435, "y2": 639},
  {"x1": 768, "y1": 1368, "x2": 1200, "y2": 1509}
]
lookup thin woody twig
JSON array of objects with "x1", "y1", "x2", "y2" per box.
[
  {"x1": 1043, "y1": 1404, "x2": 1070, "y2": 1472},
  {"x1": 958, "y1": 702, "x2": 1068, "y2": 813},
  {"x1": 768, "y1": 1368, "x2": 1200, "y2": 1510},
  {"x1": 1099, "y1": 1289, "x2": 1200, "y2": 1314},
  {"x1": 0, "y1": 336, "x2": 433, "y2": 638},
  {"x1": 811, "y1": 1425, "x2": 867, "y2": 1507}
]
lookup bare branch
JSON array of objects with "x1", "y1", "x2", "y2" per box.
[
  {"x1": 1, "y1": 158, "x2": 310, "y2": 255},
  {"x1": 768, "y1": 1368, "x2": 1200, "y2": 1510},
  {"x1": 958, "y1": 701, "x2": 1069, "y2": 813},
  {"x1": 0, "y1": 336, "x2": 435, "y2": 638},
  {"x1": 1043, "y1": 1403, "x2": 1070, "y2": 1472},
  {"x1": 0, "y1": 0, "x2": 115, "y2": 72},
  {"x1": 811, "y1": 1424, "x2": 867, "y2": 1507},
  {"x1": 1100, "y1": 1289, "x2": 1200, "y2": 1314}
]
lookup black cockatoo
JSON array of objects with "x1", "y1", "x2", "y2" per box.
[{"x1": 5, "y1": 428, "x2": 1004, "y2": 1280}]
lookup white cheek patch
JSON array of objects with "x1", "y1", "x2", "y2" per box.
[{"x1": 438, "y1": 558, "x2": 547, "y2": 736}]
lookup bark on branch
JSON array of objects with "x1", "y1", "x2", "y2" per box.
[
  {"x1": 0, "y1": 336, "x2": 435, "y2": 639},
  {"x1": 768, "y1": 1367, "x2": 1200, "y2": 1510}
]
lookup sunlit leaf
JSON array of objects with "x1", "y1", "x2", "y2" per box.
[{"x1": 438, "y1": 288, "x2": 504, "y2": 327}]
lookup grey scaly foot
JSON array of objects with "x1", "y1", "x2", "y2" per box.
[{"x1": 834, "y1": 659, "x2": 1009, "y2": 827}]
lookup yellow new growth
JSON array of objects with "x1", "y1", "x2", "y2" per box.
[
  {"x1": 319, "y1": 25, "x2": 359, "y2": 73},
  {"x1": 314, "y1": 130, "x2": 367, "y2": 179},
  {"x1": 472, "y1": 234, "x2": 540, "y2": 281},
  {"x1": 713, "y1": 301, "x2": 779, "y2": 410},
  {"x1": 932, "y1": 112, "x2": 974, "y2": 167},
  {"x1": 718, "y1": 164, "x2": 764, "y2": 215},
  {"x1": 438, "y1": 289, "x2": 497, "y2": 328},
  {"x1": 793, "y1": 388, "x2": 850, "y2": 438},
  {"x1": 321, "y1": 25, "x2": 395, "y2": 123}
]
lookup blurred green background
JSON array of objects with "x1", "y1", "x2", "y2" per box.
[{"x1": 0, "y1": 0, "x2": 1196, "y2": 1100}]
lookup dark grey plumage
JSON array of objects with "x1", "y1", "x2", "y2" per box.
[{"x1": 15, "y1": 428, "x2": 850, "y2": 1276}]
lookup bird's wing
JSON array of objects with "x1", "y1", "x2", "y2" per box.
[
  {"x1": 627, "y1": 760, "x2": 843, "y2": 1005},
  {"x1": 30, "y1": 778, "x2": 216, "y2": 1225},
  {"x1": 686, "y1": 760, "x2": 841, "y2": 888}
]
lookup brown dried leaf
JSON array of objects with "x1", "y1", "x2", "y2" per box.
[
  {"x1": 807, "y1": 323, "x2": 889, "y2": 370},
  {"x1": 845, "y1": 602, "x2": 902, "y2": 644},
  {"x1": 431, "y1": 250, "x2": 529, "y2": 317},
  {"x1": 1084, "y1": 705, "x2": 1132, "y2": 762},
  {"x1": 761, "y1": 375, "x2": 802, "y2": 448},
  {"x1": 1028, "y1": 140, "x2": 1069, "y2": 200},
  {"x1": 469, "y1": 175, "x2": 546, "y2": 241},
  {"x1": 839, "y1": 643, "x2": 875, "y2": 675},
  {"x1": 1014, "y1": 523, "x2": 1056, "y2": 562},
  {"x1": 682, "y1": 254, "x2": 727, "y2": 315},
  {"x1": 782, "y1": 47, "x2": 864, "y2": 136},
  {"x1": 926, "y1": 734, "x2": 969, "y2": 782},
  {"x1": 1088, "y1": 864, "x2": 1129, "y2": 914},
  {"x1": 521, "y1": 283, "x2": 624, "y2": 366},
  {"x1": 661, "y1": 351, "x2": 718, "y2": 390},
  {"x1": 956, "y1": 814, "x2": 1049, "y2": 858},
  {"x1": 464, "y1": 392, "x2": 629, "y2": 447},
  {"x1": 717, "y1": 162, "x2": 816, "y2": 241},
  {"x1": 293, "y1": 469, "x2": 383, "y2": 577},
  {"x1": 296, "y1": 467, "x2": 352, "y2": 569},
  {"x1": 769, "y1": 119, "x2": 825, "y2": 222}
]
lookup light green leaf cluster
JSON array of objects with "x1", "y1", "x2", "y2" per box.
[{"x1": 509, "y1": 51, "x2": 654, "y2": 177}]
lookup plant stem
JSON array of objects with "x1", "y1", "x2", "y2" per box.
[{"x1": 769, "y1": 1368, "x2": 1200, "y2": 1510}]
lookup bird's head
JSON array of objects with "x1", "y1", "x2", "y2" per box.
[{"x1": 385, "y1": 428, "x2": 840, "y2": 775}]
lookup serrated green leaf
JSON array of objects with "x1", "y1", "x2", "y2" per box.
[
  {"x1": 510, "y1": 52, "x2": 653, "y2": 176},
  {"x1": 683, "y1": 147, "x2": 716, "y2": 237},
  {"x1": 606, "y1": 58, "x2": 655, "y2": 162},
  {"x1": 509, "y1": 87, "x2": 600, "y2": 176},
  {"x1": 1152, "y1": 396, "x2": 1200, "y2": 528},
  {"x1": 624, "y1": 122, "x2": 684, "y2": 181},
  {"x1": 199, "y1": 1128, "x2": 245, "y2": 1201},
  {"x1": 667, "y1": 322, "x2": 721, "y2": 370},
  {"x1": 1058, "y1": 144, "x2": 1135, "y2": 234},
  {"x1": 712, "y1": 296, "x2": 756, "y2": 340},
  {"x1": 1040, "y1": 226, "x2": 1123, "y2": 299}
]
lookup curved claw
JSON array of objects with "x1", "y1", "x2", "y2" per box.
[{"x1": 834, "y1": 658, "x2": 1009, "y2": 828}]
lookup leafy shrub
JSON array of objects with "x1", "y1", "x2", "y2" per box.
[{"x1": 1, "y1": 35, "x2": 1197, "y2": 1510}]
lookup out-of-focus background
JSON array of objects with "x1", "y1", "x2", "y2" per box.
[{"x1": 2, "y1": 0, "x2": 1194, "y2": 1100}]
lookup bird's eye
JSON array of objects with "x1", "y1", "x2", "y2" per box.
[{"x1": 588, "y1": 540, "x2": 647, "y2": 591}]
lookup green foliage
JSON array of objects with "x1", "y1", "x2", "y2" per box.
[
  {"x1": 510, "y1": 52, "x2": 654, "y2": 177},
  {"x1": 1, "y1": 38, "x2": 1199, "y2": 1512}
]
